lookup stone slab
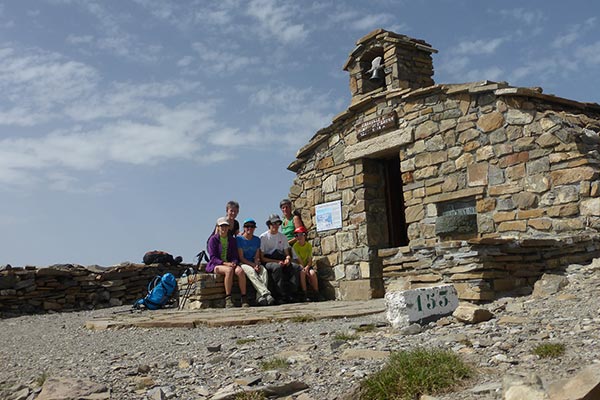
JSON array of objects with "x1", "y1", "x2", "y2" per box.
[
  {"x1": 85, "y1": 300, "x2": 386, "y2": 330},
  {"x1": 385, "y1": 284, "x2": 459, "y2": 328}
]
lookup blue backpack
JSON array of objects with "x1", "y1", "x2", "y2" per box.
[{"x1": 134, "y1": 273, "x2": 177, "y2": 310}]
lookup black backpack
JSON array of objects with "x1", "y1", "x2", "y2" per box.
[{"x1": 143, "y1": 251, "x2": 182, "y2": 266}]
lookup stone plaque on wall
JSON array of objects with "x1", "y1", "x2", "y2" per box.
[
  {"x1": 356, "y1": 111, "x2": 397, "y2": 140},
  {"x1": 435, "y1": 199, "x2": 477, "y2": 236}
]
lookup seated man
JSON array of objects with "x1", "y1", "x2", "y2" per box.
[
  {"x1": 260, "y1": 214, "x2": 304, "y2": 303},
  {"x1": 236, "y1": 218, "x2": 275, "y2": 306}
]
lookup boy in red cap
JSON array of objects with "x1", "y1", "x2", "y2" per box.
[{"x1": 292, "y1": 226, "x2": 319, "y2": 301}]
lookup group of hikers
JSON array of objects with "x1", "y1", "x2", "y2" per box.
[{"x1": 205, "y1": 199, "x2": 321, "y2": 308}]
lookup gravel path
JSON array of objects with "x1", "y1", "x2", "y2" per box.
[{"x1": 1, "y1": 260, "x2": 599, "y2": 400}]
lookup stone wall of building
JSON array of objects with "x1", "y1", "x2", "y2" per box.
[
  {"x1": 379, "y1": 233, "x2": 600, "y2": 301},
  {"x1": 288, "y1": 81, "x2": 600, "y2": 301},
  {"x1": 389, "y1": 84, "x2": 600, "y2": 246},
  {"x1": 0, "y1": 263, "x2": 189, "y2": 316}
]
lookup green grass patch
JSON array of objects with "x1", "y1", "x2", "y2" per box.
[
  {"x1": 35, "y1": 371, "x2": 49, "y2": 387},
  {"x1": 290, "y1": 315, "x2": 316, "y2": 323},
  {"x1": 360, "y1": 348, "x2": 473, "y2": 400},
  {"x1": 355, "y1": 324, "x2": 376, "y2": 333},
  {"x1": 334, "y1": 332, "x2": 359, "y2": 341},
  {"x1": 236, "y1": 338, "x2": 257, "y2": 345},
  {"x1": 259, "y1": 357, "x2": 290, "y2": 371},
  {"x1": 532, "y1": 342, "x2": 565, "y2": 359},
  {"x1": 235, "y1": 391, "x2": 266, "y2": 400}
]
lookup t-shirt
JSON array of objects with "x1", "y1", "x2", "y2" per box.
[
  {"x1": 220, "y1": 236, "x2": 228, "y2": 261},
  {"x1": 281, "y1": 215, "x2": 295, "y2": 240},
  {"x1": 236, "y1": 235, "x2": 261, "y2": 263},
  {"x1": 259, "y1": 230, "x2": 289, "y2": 255},
  {"x1": 228, "y1": 219, "x2": 240, "y2": 237},
  {"x1": 292, "y1": 241, "x2": 312, "y2": 266}
]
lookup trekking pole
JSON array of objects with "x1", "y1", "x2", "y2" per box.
[
  {"x1": 179, "y1": 250, "x2": 207, "y2": 311},
  {"x1": 178, "y1": 267, "x2": 196, "y2": 311}
]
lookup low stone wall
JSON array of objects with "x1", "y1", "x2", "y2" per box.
[
  {"x1": 0, "y1": 263, "x2": 189, "y2": 316},
  {"x1": 379, "y1": 233, "x2": 600, "y2": 301}
]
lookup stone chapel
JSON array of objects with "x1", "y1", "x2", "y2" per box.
[{"x1": 287, "y1": 29, "x2": 600, "y2": 301}]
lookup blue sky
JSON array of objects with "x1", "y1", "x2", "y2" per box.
[{"x1": 1, "y1": 0, "x2": 599, "y2": 267}]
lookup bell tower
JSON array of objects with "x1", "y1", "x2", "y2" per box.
[{"x1": 343, "y1": 29, "x2": 437, "y2": 98}]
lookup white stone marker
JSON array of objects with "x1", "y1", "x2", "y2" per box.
[{"x1": 385, "y1": 284, "x2": 459, "y2": 329}]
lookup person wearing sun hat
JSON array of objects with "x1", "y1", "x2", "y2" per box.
[
  {"x1": 206, "y1": 217, "x2": 249, "y2": 308},
  {"x1": 236, "y1": 218, "x2": 275, "y2": 306},
  {"x1": 260, "y1": 213, "x2": 304, "y2": 303}
]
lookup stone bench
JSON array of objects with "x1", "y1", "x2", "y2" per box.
[
  {"x1": 177, "y1": 264, "x2": 327, "y2": 309},
  {"x1": 177, "y1": 268, "x2": 258, "y2": 309}
]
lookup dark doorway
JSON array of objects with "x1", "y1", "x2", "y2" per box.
[{"x1": 383, "y1": 157, "x2": 408, "y2": 247}]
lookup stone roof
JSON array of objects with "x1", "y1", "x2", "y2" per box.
[{"x1": 288, "y1": 80, "x2": 600, "y2": 172}]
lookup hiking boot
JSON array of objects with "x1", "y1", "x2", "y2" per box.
[
  {"x1": 224, "y1": 296, "x2": 234, "y2": 309},
  {"x1": 274, "y1": 297, "x2": 285, "y2": 305},
  {"x1": 241, "y1": 295, "x2": 250, "y2": 308},
  {"x1": 313, "y1": 294, "x2": 326, "y2": 302},
  {"x1": 257, "y1": 296, "x2": 268, "y2": 306},
  {"x1": 295, "y1": 292, "x2": 310, "y2": 302},
  {"x1": 266, "y1": 294, "x2": 276, "y2": 306}
]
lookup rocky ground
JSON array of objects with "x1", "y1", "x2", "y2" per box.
[{"x1": 1, "y1": 259, "x2": 599, "y2": 400}]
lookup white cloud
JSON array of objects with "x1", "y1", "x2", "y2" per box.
[
  {"x1": 66, "y1": 34, "x2": 94, "y2": 45},
  {"x1": 191, "y1": 42, "x2": 260, "y2": 74},
  {"x1": 0, "y1": 46, "x2": 99, "y2": 126},
  {"x1": 61, "y1": 1, "x2": 162, "y2": 62},
  {"x1": 0, "y1": 75, "x2": 327, "y2": 190},
  {"x1": 132, "y1": 0, "x2": 238, "y2": 32},
  {"x1": 246, "y1": 0, "x2": 308, "y2": 44},
  {"x1": 498, "y1": 8, "x2": 545, "y2": 26},
  {"x1": 575, "y1": 41, "x2": 600, "y2": 65},
  {"x1": 552, "y1": 17, "x2": 597, "y2": 48},
  {"x1": 462, "y1": 66, "x2": 504, "y2": 82},
  {"x1": 177, "y1": 55, "x2": 194, "y2": 67},
  {"x1": 509, "y1": 56, "x2": 578, "y2": 83},
  {"x1": 0, "y1": 101, "x2": 227, "y2": 187},
  {"x1": 329, "y1": 10, "x2": 359, "y2": 24},
  {"x1": 194, "y1": 9, "x2": 234, "y2": 26},
  {"x1": 245, "y1": 84, "x2": 335, "y2": 149},
  {"x1": 64, "y1": 80, "x2": 200, "y2": 122},
  {"x1": 440, "y1": 36, "x2": 507, "y2": 82},
  {"x1": 46, "y1": 172, "x2": 115, "y2": 193},
  {"x1": 131, "y1": 0, "x2": 174, "y2": 19},
  {"x1": 453, "y1": 38, "x2": 505, "y2": 56},
  {"x1": 348, "y1": 14, "x2": 393, "y2": 31}
]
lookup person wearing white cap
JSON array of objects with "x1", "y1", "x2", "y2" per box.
[
  {"x1": 206, "y1": 217, "x2": 249, "y2": 308},
  {"x1": 236, "y1": 218, "x2": 275, "y2": 306},
  {"x1": 260, "y1": 214, "x2": 305, "y2": 303}
]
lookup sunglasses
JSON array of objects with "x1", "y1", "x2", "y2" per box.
[
  {"x1": 294, "y1": 233, "x2": 306, "y2": 237},
  {"x1": 244, "y1": 225, "x2": 256, "y2": 229}
]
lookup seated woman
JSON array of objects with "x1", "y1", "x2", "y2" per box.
[{"x1": 206, "y1": 217, "x2": 248, "y2": 308}]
